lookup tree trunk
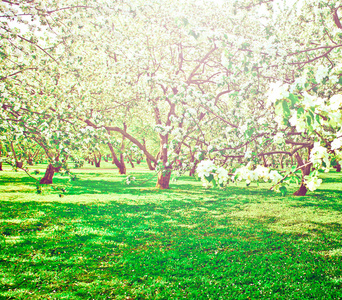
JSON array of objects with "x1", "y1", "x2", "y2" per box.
[
  {"x1": 128, "y1": 155, "x2": 134, "y2": 168},
  {"x1": 118, "y1": 163, "x2": 126, "y2": 174},
  {"x1": 189, "y1": 161, "x2": 198, "y2": 177},
  {"x1": 108, "y1": 142, "x2": 126, "y2": 174},
  {"x1": 334, "y1": 162, "x2": 341, "y2": 172},
  {"x1": 119, "y1": 153, "x2": 126, "y2": 174},
  {"x1": 16, "y1": 161, "x2": 23, "y2": 168},
  {"x1": 156, "y1": 170, "x2": 172, "y2": 189},
  {"x1": 136, "y1": 159, "x2": 141, "y2": 165},
  {"x1": 293, "y1": 183, "x2": 308, "y2": 196},
  {"x1": 0, "y1": 143, "x2": 2, "y2": 171},
  {"x1": 279, "y1": 154, "x2": 284, "y2": 169},
  {"x1": 189, "y1": 153, "x2": 198, "y2": 177},
  {"x1": 146, "y1": 156, "x2": 155, "y2": 170},
  {"x1": 40, "y1": 164, "x2": 60, "y2": 184},
  {"x1": 293, "y1": 153, "x2": 311, "y2": 196},
  {"x1": 155, "y1": 133, "x2": 172, "y2": 189},
  {"x1": 262, "y1": 155, "x2": 268, "y2": 167},
  {"x1": 94, "y1": 153, "x2": 101, "y2": 168},
  {"x1": 142, "y1": 138, "x2": 155, "y2": 170}
]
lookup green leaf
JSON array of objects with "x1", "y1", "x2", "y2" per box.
[
  {"x1": 288, "y1": 93, "x2": 298, "y2": 107},
  {"x1": 189, "y1": 30, "x2": 199, "y2": 40},
  {"x1": 206, "y1": 174, "x2": 214, "y2": 183},
  {"x1": 212, "y1": 178, "x2": 217, "y2": 188},
  {"x1": 282, "y1": 100, "x2": 290, "y2": 117},
  {"x1": 279, "y1": 186, "x2": 287, "y2": 196},
  {"x1": 275, "y1": 102, "x2": 283, "y2": 116},
  {"x1": 181, "y1": 17, "x2": 189, "y2": 26},
  {"x1": 306, "y1": 115, "x2": 312, "y2": 126},
  {"x1": 297, "y1": 107, "x2": 304, "y2": 116},
  {"x1": 308, "y1": 108, "x2": 315, "y2": 120}
]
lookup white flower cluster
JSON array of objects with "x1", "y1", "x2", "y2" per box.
[
  {"x1": 304, "y1": 176, "x2": 322, "y2": 192},
  {"x1": 125, "y1": 175, "x2": 136, "y2": 185},
  {"x1": 290, "y1": 76, "x2": 306, "y2": 91},
  {"x1": 289, "y1": 110, "x2": 307, "y2": 133},
  {"x1": 234, "y1": 163, "x2": 283, "y2": 185},
  {"x1": 331, "y1": 137, "x2": 342, "y2": 151},
  {"x1": 244, "y1": 150, "x2": 252, "y2": 159},
  {"x1": 154, "y1": 125, "x2": 172, "y2": 136},
  {"x1": 310, "y1": 142, "x2": 330, "y2": 171},
  {"x1": 330, "y1": 94, "x2": 342, "y2": 111},
  {"x1": 266, "y1": 81, "x2": 289, "y2": 107},
  {"x1": 301, "y1": 92, "x2": 324, "y2": 109},
  {"x1": 315, "y1": 65, "x2": 329, "y2": 84},
  {"x1": 273, "y1": 132, "x2": 285, "y2": 144},
  {"x1": 196, "y1": 160, "x2": 229, "y2": 188}
]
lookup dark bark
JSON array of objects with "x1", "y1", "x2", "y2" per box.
[
  {"x1": 0, "y1": 143, "x2": 2, "y2": 171},
  {"x1": 16, "y1": 161, "x2": 23, "y2": 168},
  {"x1": 40, "y1": 164, "x2": 60, "y2": 184},
  {"x1": 155, "y1": 134, "x2": 172, "y2": 189},
  {"x1": 334, "y1": 162, "x2": 341, "y2": 172},
  {"x1": 293, "y1": 153, "x2": 311, "y2": 196},
  {"x1": 156, "y1": 170, "x2": 172, "y2": 189},
  {"x1": 94, "y1": 153, "x2": 102, "y2": 168},
  {"x1": 119, "y1": 153, "x2": 126, "y2": 174},
  {"x1": 146, "y1": 156, "x2": 155, "y2": 170},
  {"x1": 136, "y1": 159, "x2": 141, "y2": 164},
  {"x1": 142, "y1": 139, "x2": 155, "y2": 170},
  {"x1": 11, "y1": 142, "x2": 23, "y2": 169},
  {"x1": 119, "y1": 123, "x2": 127, "y2": 173},
  {"x1": 107, "y1": 142, "x2": 126, "y2": 174},
  {"x1": 118, "y1": 163, "x2": 126, "y2": 174},
  {"x1": 279, "y1": 154, "x2": 284, "y2": 169},
  {"x1": 128, "y1": 155, "x2": 134, "y2": 168},
  {"x1": 262, "y1": 155, "x2": 268, "y2": 167},
  {"x1": 189, "y1": 160, "x2": 199, "y2": 177},
  {"x1": 189, "y1": 154, "x2": 198, "y2": 177}
]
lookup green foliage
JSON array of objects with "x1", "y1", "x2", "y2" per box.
[{"x1": 279, "y1": 186, "x2": 287, "y2": 196}]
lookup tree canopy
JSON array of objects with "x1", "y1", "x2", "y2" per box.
[{"x1": 1, "y1": 0, "x2": 342, "y2": 195}]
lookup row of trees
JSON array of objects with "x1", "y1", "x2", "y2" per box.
[{"x1": 1, "y1": 0, "x2": 342, "y2": 195}]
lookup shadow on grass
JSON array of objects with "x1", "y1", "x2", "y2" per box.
[{"x1": 0, "y1": 195, "x2": 342, "y2": 299}]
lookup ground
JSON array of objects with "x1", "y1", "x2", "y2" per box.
[{"x1": 0, "y1": 162, "x2": 342, "y2": 299}]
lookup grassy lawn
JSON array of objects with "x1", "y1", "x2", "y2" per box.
[{"x1": 0, "y1": 163, "x2": 342, "y2": 299}]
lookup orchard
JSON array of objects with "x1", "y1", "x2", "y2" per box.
[{"x1": 1, "y1": 0, "x2": 342, "y2": 299}]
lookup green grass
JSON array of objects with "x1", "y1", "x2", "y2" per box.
[{"x1": 0, "y1": 162, "x2": 342, "y2": 299}]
